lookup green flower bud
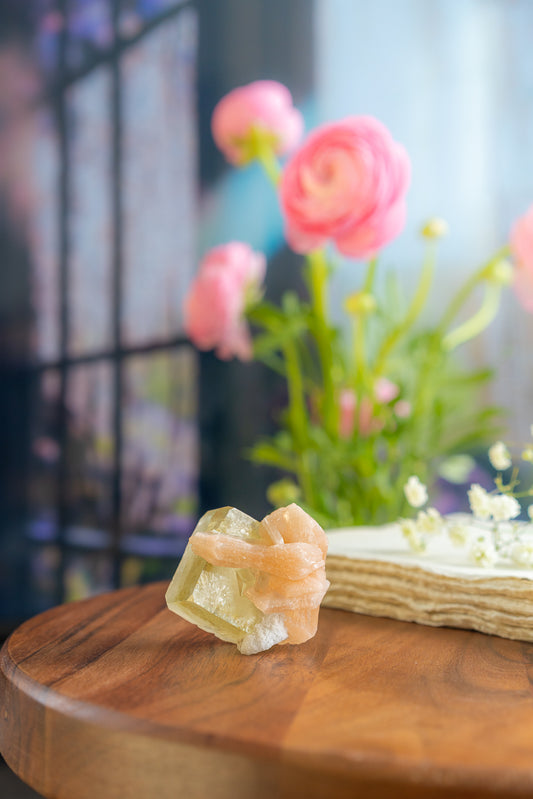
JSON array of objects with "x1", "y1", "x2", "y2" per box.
[
  {"x1": 483, "y1": 258, "x2": 514, "y2": 286},
  {"x1": 522, "y1": 447, "x2": 533, "y2": 464},
  {"x1": 343, "y1": 291, "x2": 377, "y2": 315},
  {"x1": 421, "y1": 218, "x2": 449, "y2": 239},
  {"x1": 267, "y1": 479, "x2": 301, "y2": 507}
]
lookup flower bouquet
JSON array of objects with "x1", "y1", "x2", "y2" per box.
[{"x1": 185, "y1": 80, "x2": 533, "y2": 529}]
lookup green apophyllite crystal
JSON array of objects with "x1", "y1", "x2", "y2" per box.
[{"x1": 165, "y1": 507, "x2": 266, "y2": 645}]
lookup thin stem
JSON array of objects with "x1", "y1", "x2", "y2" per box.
[
  {"x1": 249, "y1": 125, "x2": 282, "y2": 185},
  {"x1": 438, "y1": 245, "x2": 510, "y2": 334},
  {"x1": 375, "y1": 244, "x2": 435, "y2": 376},
  {"x1": 354, "y1": 257, "x2": 378, "y2": 390},
  {"x1": 353, "y1": 316, "x2": 366, "y2": 385},
  {"x1": 284, "y1": 340, "x2": 307, "y2": 444},
  {"x1": 443, "y1": 282, "x2": 502, "y2": 351},
  {"x1": 363, "y1": 256, "x2": 378, "y2": 293},
  {"x1": 307, "y1": 249, "x2": 336, "y2": 436},
  {"x1": 256, "y1": 145, "x2": 281, "y2": 186},
  {"x1": 283, "y1": 339, "x2": 316, "y2": 505}
]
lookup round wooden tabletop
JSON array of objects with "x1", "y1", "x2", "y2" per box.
[{"x1": 2, "y1": 582, "x2": 533, "y2": 799}]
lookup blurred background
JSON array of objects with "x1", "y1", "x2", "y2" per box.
[
  {"x1": 0, "y1": 1, "x2": 532, "y2": 794},
  {"x1": 0, "y1": 0, "x2": 532, "y2": 635}
]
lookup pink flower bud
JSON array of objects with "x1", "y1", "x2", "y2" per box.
[
  {"x1": 211, "y1": 81, "x2": 304, "y2": 166},
  {"x1": 338, "y1": 389, "x2": 385, "y2": 439},
  {"x1": 338, "y1": 388, "x2": 357, "y2": 439},
  {"x1": 184, "y1": 242, "x2": 265, "y2": 361},
  {"x1": 280, "y1": 116, "x2": 410, "y2": 259},
  {"x1": 394, "y1": 399, "x2": 412, "y2": 419},
  {"x1": 510, "y1": 204, "x2": 533, "y2": 313},
  {"x1": 375, "y1": 377, "x2": 399, "y2": 404},
  {"x1": 358, "y1": 396, "x2": 385, "y2": 437}
]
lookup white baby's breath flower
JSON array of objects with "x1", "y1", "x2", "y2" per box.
[
  {"x1": 416, "y1": 507, "x2": 442, "y2": 534},
  {"x1": 468, "y1": 484, "x2": 492, "y2": 521},
  {"x1": 488, "y1": 441, "x2": 512, "y2": 471},
  {"x1": 401, "y1": 519, "x2": 426, "y2": 553},
  {"x1": 404, "y1": 476, "x2": 428, "y2": 508},
  {"x1": 489, "y1": 493, "x2": 521, "y2": 522},
  {"x1": 510, "y1": 541, "x2": 533, "y2": 568},
  {"x1": 448, "y1": 522, "x2": 469, "y2": 547},
  {"x1": 469, "y1": 538, "x2": 497, "y2": 568}
]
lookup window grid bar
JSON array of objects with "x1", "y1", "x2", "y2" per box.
[
  {"x1": 110, "y1": 0, "x2": 123, "y2": 589},
  {"x1": 54, "y1": 0, "x2": 71, "y2": 606},
  {"x1": 43, "y1": 1, "x2": 195, "y2": 101},
  {"x1": 25, "y1": 336, "x2": 192, "y2": 374}
]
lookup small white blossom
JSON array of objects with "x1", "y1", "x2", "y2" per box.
[
  {"x1": 492, "y1": 522, "x2": 514, "y2": 551},
  {"x1": 448, "y1": 522, "x2": 469, "y2": 547},
  {"x1": 404, "y1": 476, "x2": 428, "y2": 508},
  {"x1": 510, "y1": 541, "x2": 533, "y2": 568},
  {"x1": 401, "y1": 519, "x2": 426, "y2": 553},
  {"x1": 416, "y1": 507, "x2": 442, "y2": 534},
  {"x1": 489, "y1": 493, "x2": 521, "y2": 522},
  {"x1": 469, "y1": 538, "x2": 497, "y2": 568},
  {"x1": 488, "y1": 441, "x2": 512, "y2": 471},
  {"x1": 468, "y1": 484, "x2": 492, "y2": 521}
]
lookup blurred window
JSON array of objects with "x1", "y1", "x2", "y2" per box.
[{"x1": 0, "y1": 0, "x2": 199, "y2": 620}]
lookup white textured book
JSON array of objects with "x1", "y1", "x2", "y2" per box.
[{"x1": 324, "y1": 519, "x2": 533, "y2": 642}]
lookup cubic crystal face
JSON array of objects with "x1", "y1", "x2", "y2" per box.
[
  {"x1": 165, "y1": 504, "x2": 330, "y2": 654},
  {"x1": 165, "y1": 507, "x2": 265, "y2": 644}
]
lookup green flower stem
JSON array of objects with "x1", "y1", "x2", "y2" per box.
[
  {"x1": 374, "y1": 244, "x2": 436, "y2": 376},
  {"x1": 283, "y1": 339, "x2": 316, "y2": 505},
  {"x1": 354, "y1": 257, "x2": 378, "y2": 389},
  {"x1": 410, "y1": 244, "x2": 511, "y2": 459},
  {"x1": 307, "y1": 249, "x2": 336, "y2": 436},
  {"x1": 353, "y1": 316, "x2": 366, "y2": 385},
  {"x1": 256, "y1": 145, "x2": 282, "y2": 185},
  {"x1": 249, "y1": 126, "x2": 282, "y2": 185},
  {"x1": 410, "y1": 337, "x2": 440, "y2": 461},
  {"x1": 442, "y1": 281, "x2": 503, "y2": 351},
  {"x1": 363, "y1": 256, "x2": 378, "y2": 294},
  {"x1": 438, "y1": 245, "x2": 510, "y2": 334}
]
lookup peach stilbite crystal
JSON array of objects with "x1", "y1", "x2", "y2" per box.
[{"x1": 165, "y1": 504, "x2": 329, "y2": 654}]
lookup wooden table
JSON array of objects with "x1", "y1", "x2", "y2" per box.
[{"x1": 2, "y1": 583, "x2": 533, "y2": 799}]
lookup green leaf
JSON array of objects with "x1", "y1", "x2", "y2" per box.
[
  {"x1": 247, "y1": 302, "x2": 285, "y2": 328},
  {"x1": 248, "y1": 441, "x2": 297, "y2": 472},
  {"x1": 281, "y1": 291, "x2": 307, "y2": 317},
  {"x1": 252, "y1": 317, "x2": 308, "y2": 358}
]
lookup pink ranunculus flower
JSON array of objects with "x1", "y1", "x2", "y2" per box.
[
  {"x1": 510, "y1": 204, "x2": 533, "y2": 312},
  {"x1": 184, "y1": 242, "x2": 266, "y2": 361},
  {"x1": 211, "y1": 80, "x2": 304, "y2": 166},
  {"x1": 279, "y1": 116, "x2": 410, "y2": 259}
]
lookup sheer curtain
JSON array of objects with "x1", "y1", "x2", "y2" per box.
[{"x1": 315, "y1": 0, "x2": 533, "y2": 438}]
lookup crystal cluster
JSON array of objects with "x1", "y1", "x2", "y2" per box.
[{"x1": 165, "y1": 504, "x2": 329, "y2": 654}]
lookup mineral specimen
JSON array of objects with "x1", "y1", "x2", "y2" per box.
[{"x1": 165, "y1": 503, "x2": 329, "y2": 654}]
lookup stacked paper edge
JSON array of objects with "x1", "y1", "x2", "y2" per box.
[{"x1": 323, "y1": 523, "x2": 533, "y2": 642}]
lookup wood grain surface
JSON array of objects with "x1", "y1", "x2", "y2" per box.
[{"x1": 3, "y1": 583, "x2": 533, "y2": 799}]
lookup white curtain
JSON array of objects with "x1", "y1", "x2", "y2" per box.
[{"x1": 315, "y1": 0, "x2": 533, "y2": 439}]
